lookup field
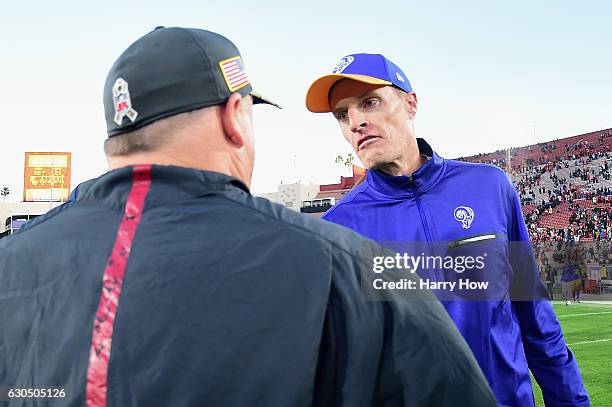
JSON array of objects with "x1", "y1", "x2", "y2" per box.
[{"x1": 532, "y1": 302, "x2": 612, "y2": 406}]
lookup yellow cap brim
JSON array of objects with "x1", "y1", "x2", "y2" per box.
[
  {"x1": 251, "y1": 91, "x2": 282, "y2": 109},
  {"x1": 305, "y1": 74, "x2": 392, "y2": 113}
]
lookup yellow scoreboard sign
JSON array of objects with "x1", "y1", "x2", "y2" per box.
[{"x1": 23, "y1": 152, "x2": 72, "y2": 202}]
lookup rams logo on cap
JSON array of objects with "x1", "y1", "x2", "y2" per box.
[
  {"x1": 112, "y1": 78, "x2": 138, "y2": 126},
  {"x1": 332, "y1": 56, "x2": 354, "y2": 74}
]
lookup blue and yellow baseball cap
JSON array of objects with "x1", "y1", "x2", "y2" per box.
[{"x1": 305, "y1": 53, "x2": 413, "y2": 113}]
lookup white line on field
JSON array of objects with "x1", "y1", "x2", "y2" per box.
[
  {"x1": 567, "y1": 338, "x2": 612, "y2": 346},
  {"x1": 558, "y1": 311, "x2": 612, "y2": 317}
]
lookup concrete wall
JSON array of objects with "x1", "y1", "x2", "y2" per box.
[{"x1": 255, "y1": 181, "x2": 319, "y2": 211}]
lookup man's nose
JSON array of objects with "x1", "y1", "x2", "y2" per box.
[{"x1": 348, "y1": 109, "x2": 368, "y2": 133}]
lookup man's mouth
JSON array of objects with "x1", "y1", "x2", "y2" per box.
[{"x1": 357, "y1": 135, "x2": 381, "y2": 150}]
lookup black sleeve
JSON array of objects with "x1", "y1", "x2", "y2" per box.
[
  {"x1": 376, "y1": 287, "x2": 497, "y2": 406},
  {"x1": 320, "y1": 241, "x2": 497, "y2": 407}
]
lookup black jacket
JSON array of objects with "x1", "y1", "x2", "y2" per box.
[{"x1": 0, "y1": 165, "x2": 495, "y2": 406}]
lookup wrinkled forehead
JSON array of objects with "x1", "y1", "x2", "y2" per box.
[{"x1": 328, "y1": 79, "x2": 389, "y2": 111}]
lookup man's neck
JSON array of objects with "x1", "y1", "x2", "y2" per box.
[
  {"x1": 106, "y1": 150, "x2": 252, "y2": 188},
  {"x1": 377, "y1": 152, "x2": 429, "y2": 177}
]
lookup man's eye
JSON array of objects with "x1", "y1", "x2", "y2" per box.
[
  {"x1": 337, "y1": 112, "x2": 348, "y2": 121},
  {"x1": 364, "y1": 98, "x2": 379, "y2": 109}
]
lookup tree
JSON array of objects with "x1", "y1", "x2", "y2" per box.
[
  {"x1": 1, "y1": 187, "x2": 9, "y2": 201},
  {"x1": 335, "y1": 153, "x2": 354, "y2": 169}
]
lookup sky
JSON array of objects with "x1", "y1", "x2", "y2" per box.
[{"x1": 1, "y1": 0, "x2": 611, "y2": 201}]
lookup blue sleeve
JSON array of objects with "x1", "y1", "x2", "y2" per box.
[{"x1": 507, "y1": 183, "x2": 590, "y2": 406}]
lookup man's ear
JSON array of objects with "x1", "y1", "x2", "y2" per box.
[
  {"x1": 220, "y1": 93, "x2": 245, "y2": 148},
  {"x1": 405, "y1": 92, "x2": 418, "y2": 119}
]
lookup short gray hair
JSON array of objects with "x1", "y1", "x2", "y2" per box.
[{"x1": 103, "y1": 108, "x2": 209, "y2": 157}]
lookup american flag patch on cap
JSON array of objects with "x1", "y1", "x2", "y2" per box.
[{"x1": 219, "y1": 56, "x2": 250, "y2": 92}]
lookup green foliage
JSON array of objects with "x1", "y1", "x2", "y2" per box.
[{"x1": 334, "y1": 153, "x2": 354, "y2": 167}]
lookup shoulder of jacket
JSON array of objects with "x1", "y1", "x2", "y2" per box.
[
  {"x1": 222, "y1": 191, "x2": 381, "y2": 262},
  {"x1": 0, "y1": 200, "x2": 76, "y2": 254},
  {"x1": 12, "y1": 200, "x2": 75, "y2": 236},
  {"x1": 446, "y1": 159, "x2": 506, "y2": 174},
  {"x1": 322, "y1": 181, "x2": 370, "y2": 220},
  {"x1": 446, "y1": 159, "x2": 513, "y2": 187}
]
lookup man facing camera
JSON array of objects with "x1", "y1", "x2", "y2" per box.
[{"x1": 306, "y1": 53, "x2": 589, "y2": 407}]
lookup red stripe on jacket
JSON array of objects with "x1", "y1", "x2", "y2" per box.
[{"x1": 86, "y1": 165, "x2": 152, "y2": 407}]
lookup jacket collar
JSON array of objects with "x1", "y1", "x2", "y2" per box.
[
  {"x1": 78, "y1": 165, "x2": 250, "y2": 207},
  {"x1": 365, "y1": 138, "x2": 446, "y2": 198}
]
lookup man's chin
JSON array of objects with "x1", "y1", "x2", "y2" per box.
[
  {"x1": 355, "y1": 151, "x2": 372, "y2": 168},
  {"x1": 362, "y1": 158, "x2": 401, "y2": 176},
  {"x1": 357, "y1": 154, "x2": 386, "y2": 171}
]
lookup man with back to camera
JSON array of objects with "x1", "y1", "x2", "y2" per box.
[
  {"x1": 0, "y1": 28, "x2": 497, "y2": 406},
  {"x1": 305, "y1": 53, "x2": 590, "y2": 406}
]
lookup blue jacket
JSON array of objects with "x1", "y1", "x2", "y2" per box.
[{"x1": 323, "y1": 139, "x2": 589, "y2": 407}]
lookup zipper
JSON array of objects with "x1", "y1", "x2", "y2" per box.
[
  {"x1": 408, "y1": 175, "x2": 435, "y2": 245},
  {"x1": 448, "y1": 233, "x2": 503, "y2": 249},
  {"x1": 414, "y1": 194, "x2": 435, "y2": 248},
  {"x1": 409, "y1": 175, "x2": 440, "y2": 279}
]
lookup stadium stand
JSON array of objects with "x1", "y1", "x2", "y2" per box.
[{"x1": 460, "y1": 128, "x2": 611, "y2": 244}]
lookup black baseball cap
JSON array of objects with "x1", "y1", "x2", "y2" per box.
[{"x1": 104, "y1": 26, "x2": 280, "y2": 137}]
